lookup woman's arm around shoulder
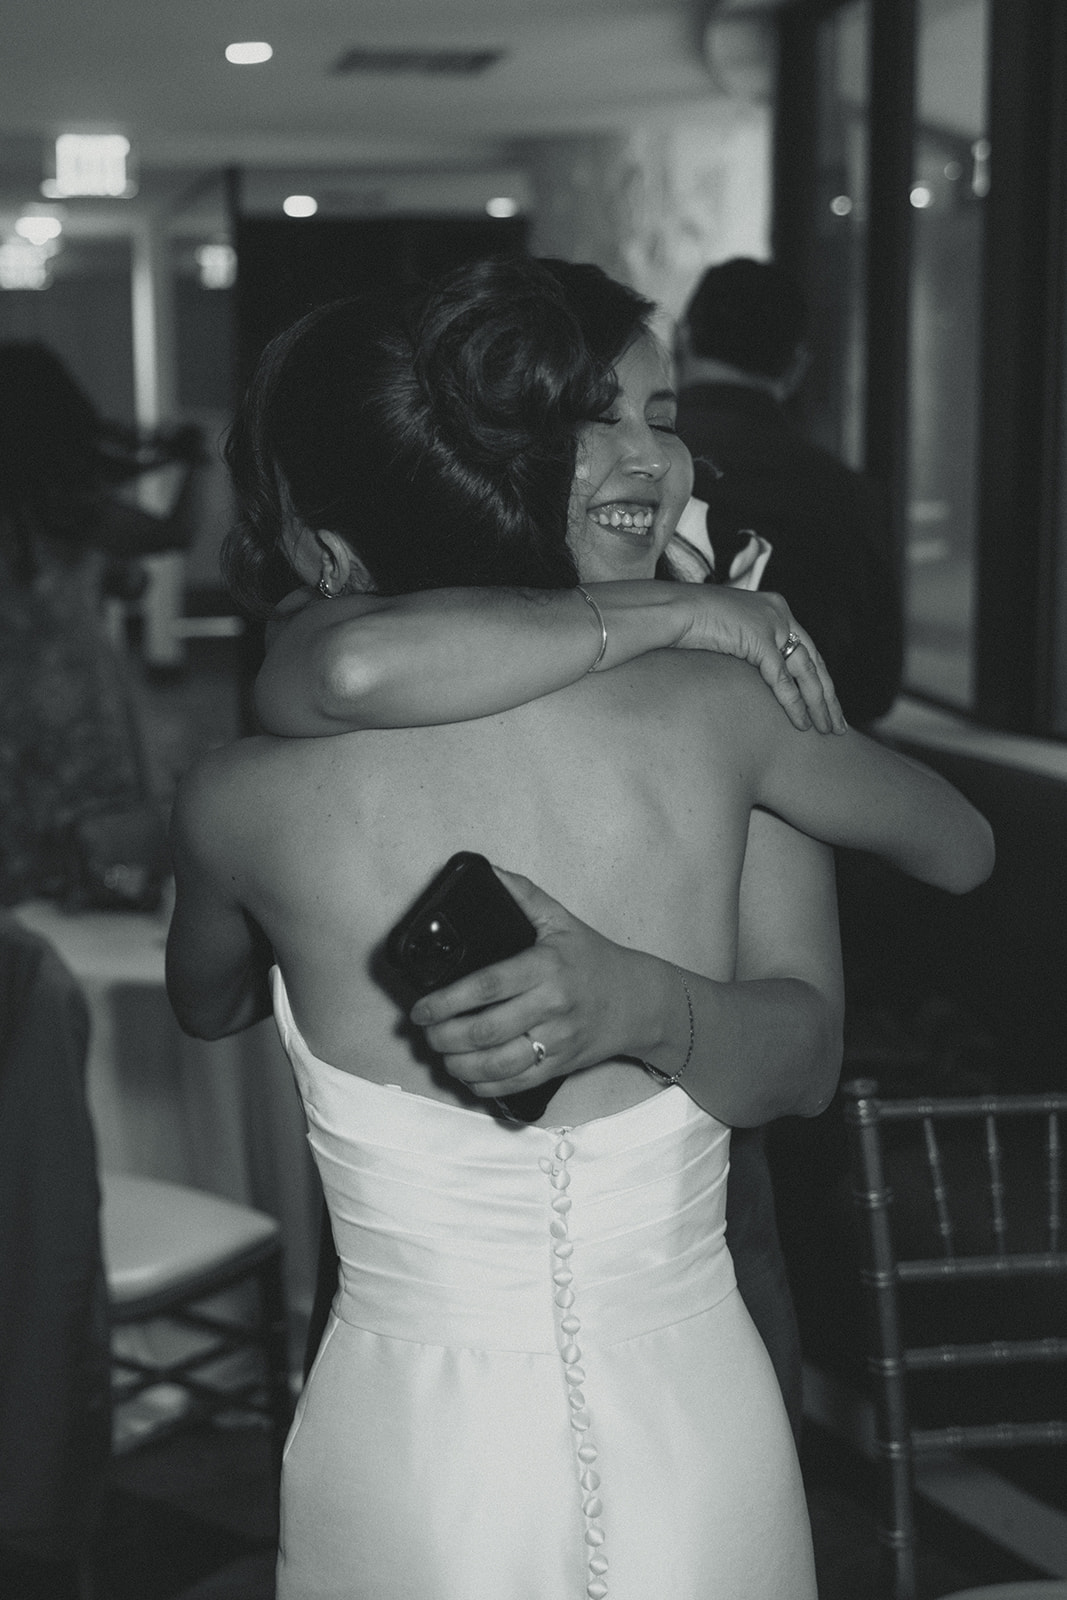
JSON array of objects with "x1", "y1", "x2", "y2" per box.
[
  {"x1": 722, "y1": 810, "x2": 844, "y2": 1123},
  {"x1": 165, "y1": 749, "x2": 274, "y2": 1040},
  {"x1": 254, "y1": 581, "x2": 845, "y2": 737},
  {"x1": 729, "y1": 665, "x2": 995, "y2": 893}
]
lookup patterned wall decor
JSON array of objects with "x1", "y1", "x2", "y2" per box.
[{"x1": 523, "y1": 99, "x2": 771, "y2": 327}]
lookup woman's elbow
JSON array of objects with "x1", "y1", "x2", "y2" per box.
[
  {"x1": 793, "y1": 1023, "x2": 844, "y2": 1118},
  {"x1": 752, "y1": 998, "x2": 842, "y2": 1123},
  {"x1": 181, "y1": 1015, "x2": 229, "y2": 1042},
  {"x1": 166, "y1": 980, "x2": 232, "y2": 1040},
  {"x1": 169, "y1": 996, "x2": 261, "y2": 1041},
  {"x1": 956, "y1": 814, "x2": 995, "y2": 893},
  {"x1": 933, "y1": 813, "x2": 995, "y2": 895},
  {"x1": 318, "y1": 632, "x2": 382, "y2": 725}
]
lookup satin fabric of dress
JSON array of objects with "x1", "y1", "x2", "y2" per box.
[{"x1": 271, "y1": 967, "x2": 816, "y2": 1600}]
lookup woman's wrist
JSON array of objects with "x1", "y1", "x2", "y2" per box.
[
  {"x1": 580, "y1": 581, "x2": 693, "y2": 668},
  {"x1": 616, "y1": 952, "x2": 697, "y2": 1080},
  {"x1": 640, "y1": 969, "x2": 695, "y2": 1087}
]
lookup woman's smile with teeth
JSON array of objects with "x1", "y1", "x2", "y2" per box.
[{"x1": 590, "y1": 503, "x2": 655, "y2": 531}]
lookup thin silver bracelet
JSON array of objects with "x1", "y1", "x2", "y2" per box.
[
  {"x1": 641, "y1": 971, "x2": 695, "y2": 1088},
  {"x1": 575, "y1": 584, "x2": 608, "y2": 673}
]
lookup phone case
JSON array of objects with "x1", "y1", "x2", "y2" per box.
[
  {"x1": 385, "y1": 853, "x2": 563, "y2": 1124},
  {"x1": 386, "y1": 852, "x2": 536, "y2": 995}
]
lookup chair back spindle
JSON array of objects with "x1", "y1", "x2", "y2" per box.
[
  {"x1": 1049, "y1": 1114, "x2": 1062, "y2": 1253},
  {"x1": 984, "y1": 1113, "x2": 1007, "y2": 1256},
  {"x1": 843, "y1": 1081, "x2": 1067, "y2": 1600}
]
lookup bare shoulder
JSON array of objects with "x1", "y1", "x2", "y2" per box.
[
  {"x1": 170, "y1": 736, "x2": 282, "y2": 856},
  {"x1": 603, "y1": 649, "x2": 783, "y2": 740}
]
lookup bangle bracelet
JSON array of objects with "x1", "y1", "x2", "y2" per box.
[
  {"x1": 641, "y1": 971, "x2": 694, "y2": 1088},
  {"x1": 575, "y1": 584, "x2": 608, "y2": 673}
]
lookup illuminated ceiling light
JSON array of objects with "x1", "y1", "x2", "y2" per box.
[
  {"x1": 195, "y1": 243, "x2": 237, "y2": 289},
  {"x1": 909, "y1": 183, "x2": 933, "y2": 209},
  {"x1": 15, "y1": 214, "x2": 62, "y2": 246},
  {"x1": 225, "y1": 41, "x2": 273, "y2": 64},
  {"x1": 829, "y1": 194, "x2": 853, "y2": 217},
  {"x1": 282, "y1": 194, "x2": 318, "y2": 218},
  {"x1": 44, "y1": 134, "x2": 131, "y2": 197},
  {"x1": 485, "y1": 196, "x2": 519, "y2": 219},
  {"x1": 0, "y1": 238, "x2": 53, "y2": 290}
]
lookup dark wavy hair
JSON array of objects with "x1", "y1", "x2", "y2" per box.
[{"x1": 222, "y1": 256, "x2": 655, "y2": 615}]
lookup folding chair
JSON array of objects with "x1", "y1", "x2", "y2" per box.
[
  {"x1": 842, "y1": 1080, "x2": 1067, "y2": 1600},
  {"x1": 103, "y1": 1172, "x2": 293, "y2": 1471}
]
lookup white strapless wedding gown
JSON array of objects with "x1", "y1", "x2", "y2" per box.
[{"x1": 271, "y1": 967, "x2": 816, "y2": 1600}]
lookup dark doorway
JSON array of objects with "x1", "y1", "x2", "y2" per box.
[{"x1": 233, "y1": 214, "x2": 528, "y2": 382}]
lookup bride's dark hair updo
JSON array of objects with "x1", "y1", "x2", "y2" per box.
[{"x1": 221, "y1": 255, "x2": 655, "y2": 616}]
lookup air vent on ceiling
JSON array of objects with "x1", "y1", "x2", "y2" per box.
[{"x1": 333, "y1": 48, "x2": 505, "y2": 77}]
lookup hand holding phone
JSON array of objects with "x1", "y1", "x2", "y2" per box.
[
  {"x1": 386, "y1": 851, "x2": 537, "y2": 995},
  {"x1": 386, "y1": 853, "x2": 565, "y2": 1122}
]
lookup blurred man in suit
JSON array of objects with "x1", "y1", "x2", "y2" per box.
[{"x1": 675, "y1": 257, "x2": 902, "y2": 728}]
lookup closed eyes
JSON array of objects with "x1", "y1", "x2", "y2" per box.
[{"x1": 593, "y1": 413, "x2": 677, "y2": 433}]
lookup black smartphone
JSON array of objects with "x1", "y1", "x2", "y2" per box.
[{"x1": 385, "y1": 852, "x2": 564, "y2": 1123}]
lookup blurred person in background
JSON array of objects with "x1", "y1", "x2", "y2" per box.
[
  {"x1": 675, "y1": 257, "x2": 902, "y2": 729},
  {"x1": 0, "y1": 341, "x2": 201, "y2": 908}
]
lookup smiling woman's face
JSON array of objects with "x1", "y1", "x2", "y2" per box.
[{"x1": 566, "y1": 332, "x2": 694, "y2": 583}]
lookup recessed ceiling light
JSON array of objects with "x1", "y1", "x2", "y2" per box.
[
  {"x1": 485, "y1": 197, "x2": 519, "y2": 219},
  {"x1": 283, "y1": 195, "x2": 318, "y2": 218},
  {"x1": 225, "y1": 42, "x2": 273, "y2": 65}
]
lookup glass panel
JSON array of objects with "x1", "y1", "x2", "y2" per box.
[
  {"x1": 806, "y1": 0, "x2": 870, "y2": 469},
  {"x1": 902, "y1": 0, "x2": 990, "y2": 708}
]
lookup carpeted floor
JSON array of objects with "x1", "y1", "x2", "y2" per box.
[{"x1": 101, "y1": 1420, "x2": 277, "y2": 1600}]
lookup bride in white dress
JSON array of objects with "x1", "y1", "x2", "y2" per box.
[
  {"x1": 166, "y1": 256, "x2": 993, "y2": 1599},
  {"x1": 272, "y1": 966, "x2": 808, "y2": 1599}
]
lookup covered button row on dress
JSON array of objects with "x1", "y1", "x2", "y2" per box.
[{"x1": 541, "y1": 1132, "x2": 609, "y2": 1600}]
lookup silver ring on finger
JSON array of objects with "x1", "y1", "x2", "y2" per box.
[
  {"x1": 525, "y1": 1033, "x2": 547, "y2": 1067},
  {"x1": 780, "y1": 630, "x2": 803, "y2": 661}
]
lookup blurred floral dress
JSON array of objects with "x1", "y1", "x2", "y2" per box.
[{"x1": 0, "y1": 545, "x2": 148, "y2": 905}]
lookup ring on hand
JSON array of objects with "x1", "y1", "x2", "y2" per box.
[
  {"x1": 525, "y1": 1034, "x2": 547, "y2": 1067},
  {"x1": 780, "y1": 630, "x2": 802, "y2": 661}
]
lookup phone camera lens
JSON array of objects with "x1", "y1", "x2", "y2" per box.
[
  {"x1": 404, "y1": 914, "x2": 462, "y2": 985},
  {"x1": 425, "y1": 918, "x2": 456, "y2": 955}
]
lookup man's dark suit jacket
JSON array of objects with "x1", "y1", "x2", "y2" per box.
[{"x1": 678, "y1": 381, "x2": 903, "y2": 729}]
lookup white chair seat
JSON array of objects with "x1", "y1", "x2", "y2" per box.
[{"x1": 102, "y1": 1172, "x2": 279, "y2": 1307}]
